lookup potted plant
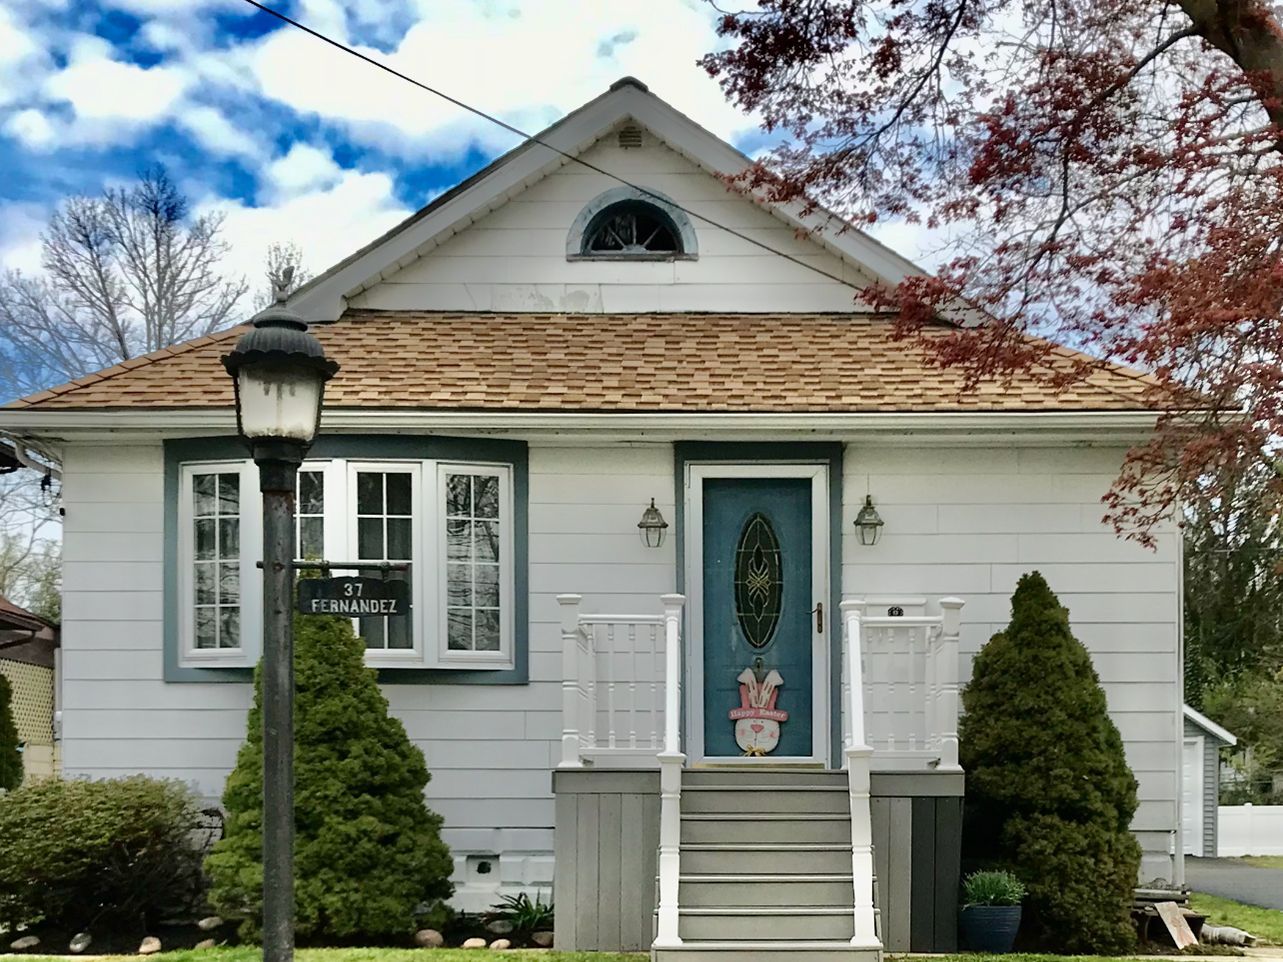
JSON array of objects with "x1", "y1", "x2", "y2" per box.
[{"x1": 959, "y1": 870, "x2": 1025, "y2": 953}]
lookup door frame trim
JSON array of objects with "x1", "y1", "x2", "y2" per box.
[{"x1": 684, "y1": 462, "x2": 831, "y2": 765}]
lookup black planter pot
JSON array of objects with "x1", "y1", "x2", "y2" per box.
[{"x1": 959, "y1": 904, "x2": 1022, "y2": 953}]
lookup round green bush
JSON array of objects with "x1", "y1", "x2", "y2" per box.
[
  {"x1": 205, "y1": 611, "x2": 454, "y2": 943},
  {"x1": 0, "y1": 775, "x2": 204, "y2": 932},
  {"x1": 959, "y1": 571, "x2": 1142, "y2": 953}
]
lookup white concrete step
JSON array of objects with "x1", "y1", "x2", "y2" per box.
[
  {"x1": 680, "y1": 906, "x2": 856, "y2": 941},
  {"x1": 681, "y1": 812, "x2": 851, "y2": 845},
  {"x1": 681, "y1": 843, "x2": 852, "y2": 875},
  {"x1": 680, "y1": 874, "x2": 854, "y2": 907},
  {"x1": 682, "y1": 785, "x2": 850, "y2": 814},
  {"x1": 654, "y1": 942, "x2": 879, "y2": 962}
]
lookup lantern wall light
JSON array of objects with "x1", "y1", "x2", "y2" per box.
[
  {"x1": 638, "y1": 498, "x2": 669, "y2": 548},
  {"x1": 855, "y1": 495, "x2": 884, "y2": 546}
]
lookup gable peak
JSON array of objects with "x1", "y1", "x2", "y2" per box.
[{"x1": 609, "y1": 76, "x2": 650, "y2": 93}]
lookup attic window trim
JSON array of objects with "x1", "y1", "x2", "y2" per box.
[{"x1": 565, "y1": 186, "x2": 699, "y2": 262}]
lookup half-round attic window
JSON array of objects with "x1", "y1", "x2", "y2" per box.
[
  {"x1": 566, "y1": 186, "x2": 698, "y2": 261},
  {"x1": 583, "y1": 200, "x2": 681, "y2": 255}
]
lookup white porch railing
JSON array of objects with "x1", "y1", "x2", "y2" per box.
[
  {"x1": 557, "y1": 593, "x2": 686, "y2": 947},
  {"x1": 840, "y1": 598, "x2": 965, "y2": 771}
]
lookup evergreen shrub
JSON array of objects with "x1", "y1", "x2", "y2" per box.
[
  {"x1": 0, "y1": 674, "x2": 21, "y2": 791},
  {"x1": 0, "y1": 776, "x2": 203, "y2": 932},
  {"x1": 959, "y1": 571, "x2": 1142, "y2": 953},
  {"x1": 205, "y1": 612, "x2": 453, "y2": 943}
]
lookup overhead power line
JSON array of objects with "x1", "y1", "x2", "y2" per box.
[{"x1": 240, "y1": 0, "x2": 867, "y2": 295}]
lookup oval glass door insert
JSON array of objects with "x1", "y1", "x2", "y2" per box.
[{"x1": 734, "y1": 512, "x2": 783, "y2": 649}]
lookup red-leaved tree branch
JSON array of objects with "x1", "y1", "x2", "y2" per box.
[{"x1": 702, "y1": 0, "x2": 1283, "y2": 545}]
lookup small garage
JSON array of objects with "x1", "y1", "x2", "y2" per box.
[{"x1": 1183, "y1": 704, "x2": 1238, "y2": 858}]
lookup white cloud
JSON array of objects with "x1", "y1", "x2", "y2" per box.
[
  {"x1": 0, "y1": 4, "x2": 48, "y2": 109},
  {"x1": 177, "y1": 106, "x2": 261, "y2": 159},
  {"x1": 197, "y1": 168, "x2": 413, "y2": 295},
  {"x1": 246, "y1": 0, "x2": 753, "y2": 160},
  {"x1": 44, "y1": 41, "x2": 192, "y2": 124},
  {"x1": 263, "y1": 143, "x2": 344, "y2": 199},
  {"x1": 5, "y1": 108, "x2": 54, "y2": 150}
]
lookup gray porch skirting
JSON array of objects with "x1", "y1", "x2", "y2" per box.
[{"x1": 551, "y1": 769, "x2": 964, "y2": 953}]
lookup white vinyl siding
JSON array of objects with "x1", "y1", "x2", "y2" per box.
[
  {"x1": 58, "y1": 438, "x2": 1180, "y2": 897},
  {"x1": 348, "y1": 137, "x2": 874, "y2": 315},
  {"x1": 842, "y1": 442, "x2": 1182, "y2": 880}
]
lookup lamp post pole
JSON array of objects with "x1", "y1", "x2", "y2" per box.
[
  {"x1": 222, "y1": 275, "x2": 338, "y2": 962},
  {"x1": 258, "y1": 439, "x2": 305, "y2": 962}
]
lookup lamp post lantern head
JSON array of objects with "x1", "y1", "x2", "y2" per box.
[
  {"x1": 221, "y1": 279, "x2": 338, "y2": 449},
  {"x1": 638, "y1": 498, "x2": 669, "y2": 548},
  {"x1": 855, "y1": 495, "x2": 884, "y2": 546}
]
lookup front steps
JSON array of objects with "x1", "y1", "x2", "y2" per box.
[{"x1": 653, "y1": 769, "x2": 881, "y2": 962}]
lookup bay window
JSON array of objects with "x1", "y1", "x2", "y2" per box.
[{"x1": 177, "y1": 454, "x2": 515, "y2": 670}]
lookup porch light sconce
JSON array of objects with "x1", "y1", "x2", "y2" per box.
[
  {"x1": 638, "y1": 498, "x2": 669, "y2": 548},
  {"x1": 855, "y1": 495, "x2": 884, "y2": 546}
]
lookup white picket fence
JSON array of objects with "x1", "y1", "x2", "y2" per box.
[{"x1": 1218, "y1": 804, "x2": 1283, "y2": 856}]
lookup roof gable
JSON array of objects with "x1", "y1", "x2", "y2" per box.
[{"x1": 290, "y1": 78, "x2": 922, "y2": 321}]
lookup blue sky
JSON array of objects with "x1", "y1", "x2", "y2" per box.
[{"x1": 0, "y1": 0, "x2": 801, "y2": 288}]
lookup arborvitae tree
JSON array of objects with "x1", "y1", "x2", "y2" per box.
[
  {"x1": 960, "y1": 572, "x2": 1141, "y2": 954},
  {"x1": 0, "y1": 674, "x2": 21, "y2": 790},
  {"x1": 205, "y1": 612, "x2": 453, "y2": 943}
]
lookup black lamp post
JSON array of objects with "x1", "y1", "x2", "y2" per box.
[{"x1": 222, "y1": 283, "x2": 337, "y2": 962}]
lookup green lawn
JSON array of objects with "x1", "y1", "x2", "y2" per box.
[
  {"x1": 1240, "y1": 855, "x2": 1283, "y2": 870},
  {"x1": 15, "y1": 952, "x2": 648, "y2": 962},
  {"x1": 1190, "y1": 890, "x2": 1283, "y2": 945}
]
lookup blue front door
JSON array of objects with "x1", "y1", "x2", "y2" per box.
[{"x1": 702, "y1": 477, "x2": 815, "y2": 758}]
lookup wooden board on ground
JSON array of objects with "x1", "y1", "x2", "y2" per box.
[{"x1": 1155, "y1": 900, "x2": 1198, "y2": 949}]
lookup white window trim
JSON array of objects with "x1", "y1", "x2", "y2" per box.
[
  {"x1": 177, "y1": 456, "x2": 516, "y2": 671},
  {"x1": 177, "y1": 460, "x2": 263, "y2": 667},
  {"x1": 346, "y1": 460, "x2": 425, "y2": 668},
  {"x1": 435, "y1": 462, "x2": 515, "y2": 668}
]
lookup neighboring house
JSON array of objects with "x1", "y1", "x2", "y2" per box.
[
  {"x1": 1, "y1": 80, "x2": 1188, "y2": 959},
  {"x1": 1182, "y1": 704, "x2": 1236, "y2": 858},
  {"x1": 0, "y1": 595, "x2": 59, "y2": 781}
]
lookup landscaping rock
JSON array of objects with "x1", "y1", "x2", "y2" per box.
[
  {"x1": 461, "y1": 937, "x2": 487, "y2": 949},
  {"x1": 531, "y1": 930, "x2": 554, "y2": 948},
  {"x1": 485, "y1": 920, "x2": 514, "y2": 936},
  {"x1": 10, "y1": 935, "x2": 39, "y2": 952},
  {"x1": 414, "y1": 928, "x2": 444, "y2": 948},
  {"x1": 138, "y1": 936, "x2": 162, "y2": 955},
  {"x1": 194, "y1": 940, "x2": 217, "y2": 950},
  {"x1": 69, "y1": 932, "x2": 92, "y2": 954},
  {"x1": 488, "y1": 939, "x2": 511, "y2": 950},
  {"x1": 197, "y1": 916, "x2": 224, "y2": 932}
]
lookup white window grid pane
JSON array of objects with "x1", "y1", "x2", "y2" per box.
[
  {"x1": 192, "y1": 471, "x2": 240, "y2": 650},
  {"x1": 354, "y1": 470, "x2": 413, "y2": 651}
]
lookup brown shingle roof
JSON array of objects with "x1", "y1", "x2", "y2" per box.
[{"x1": 8, "y1": 312, "x2": 1160, "y2": 413}]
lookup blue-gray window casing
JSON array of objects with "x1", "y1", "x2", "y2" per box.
[
  {"x1": 565, "y1": 186, "x2": 699, "y2": 260},
  {"x1": 163, "y1": 435, "x2": 529, "y2": 685}
]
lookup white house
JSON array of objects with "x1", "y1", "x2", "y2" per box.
[{"x1": 1, "y1": 79, "x2": 1186, "y2": 961}]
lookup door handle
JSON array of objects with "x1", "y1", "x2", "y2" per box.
[{"x1": 812, "y1": 602, "x2": 823, "y2": 634}]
